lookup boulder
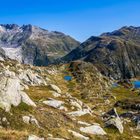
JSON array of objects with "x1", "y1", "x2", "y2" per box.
[
  {"x1": 80, "y1": 124, "x2": 106, "y2": 135},
  {"x1": 105, "y1": 108, "x2": 123, "y2": 134},
  {"x1": 23, "y1": 116, "x2": 30, "y2": 124},
  {"x1": 20, "y1": 91, "x2": 36, "y2": 107},
  {"x1": 0, "y1": 72, "x2": 36, "y2": 112},
  {"x1": 23, "y1": 115, "x2": 40, "y2": 128},
  {"x1": 28, "y1": 135, "x2": 44, "y2": 140},
  {"x1": 50, "y1": 91, "x2": 61, "y2": 97},
  {"x1": 68, "y1": 99, "x2": 82, "y2": 110},
  {"x1": 105, "y1": 116, "x2": 124, "y2": 134},
  {"x1": 77, "y1": 121, "x2": 91, "y2": 126},
  {"x1": 68, "y1": 109, "x2": 91, "y2": 117},
  {"x1": 43, "y1": 99, "x2": 64, "y2": 109},
  {"x1": 68, "y1": 130, "x2": 89, "y2": 140},
  {"x1": 48, "y1": 84, "x2": 61, "y2": 94}
]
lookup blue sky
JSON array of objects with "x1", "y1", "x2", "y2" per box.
[{"x1": 0, "y1": 0, "x2": 140, "y2": 41}]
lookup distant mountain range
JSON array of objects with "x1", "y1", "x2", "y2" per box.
[
  {"x1": 0, "y1": 24, "x2": 80, "y2": 65},
  {"x1": 0, "y1": 24, "x2": 140, "y2": 79}
]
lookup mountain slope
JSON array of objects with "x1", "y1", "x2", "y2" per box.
[
  {"x1": 0, "y1": 59, "x2": 112, "y2": 140},
  {"x1": 61, "y1": 26, "x2": 140, "y2": 79},
  {"x1": 0, "y1": 57, "x2": 140, "y2": 140},
  {"x1": 0, "y1": 24, "x2": 80, "y2": 65}
]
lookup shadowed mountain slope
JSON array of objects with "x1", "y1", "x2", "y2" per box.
[{"x1": 61, "y1": 26, "x2": 140, "y2": 79}]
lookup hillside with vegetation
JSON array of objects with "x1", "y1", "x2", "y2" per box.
[{"x1": 0, "y1": 58, "x2": 139, "y2": 140}]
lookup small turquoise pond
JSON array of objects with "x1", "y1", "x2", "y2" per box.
[
  {"x1": 64, "y1": 76, "x2": 72, "y2": 81},
  {"x1": 133, "y1": 81, "x2": 140, "y2": 88}
]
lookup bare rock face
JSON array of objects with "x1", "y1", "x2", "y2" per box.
[
  {"x1": 104, "y1": 108, "x2": 124, "y2": 134},
  {"x1": 19, "y1": 69, "x2": 46, "y2": 86},
  {"x1": 105, "y1": 116, "x2": 124, "y2": 134},
  {"x1": 0, "y1": 69, "x2": 36, "y2": 112}
]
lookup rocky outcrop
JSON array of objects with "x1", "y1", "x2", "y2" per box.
[
  {"x1": 43, "y1": 99, "x2": 65, "y2": 110},
  {"x1": 22, "y1": 115, "x2": 40, "y2": 128},
  {"x1": 0, "y1": 71, "x2": 36, "y2": 112},
  {"x1": 103, "y1": 108, "x2": 124, "y2": 134},
  {"x1": 19, "y1": 69, "x2": 46, "y2": 86},
  {"x1": 68, "y1": 130, "x2": 89, "y2": 140},
  {"x1": 80, "y1": 124, "x2": 106, "y2": 135},
  {"x1": 66, "y1": 61, "x2": 111, "y2": 99},
  {"x1": 48, "y1": 84, "x2": 62, "y2": 94},
  {"x1": 68, "y1": 110, "x2": 91, "y2": 117}
]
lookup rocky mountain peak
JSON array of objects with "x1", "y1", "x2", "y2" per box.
[
  {"x1": 101, "y1": 26, "x2": 140, "y2": 39},
  {"x1": 21, "y1": 24, "x2": 32, "y2": 31},
  {"x1": 0, "y1": 24, "x2": 19, "y2": 30}
]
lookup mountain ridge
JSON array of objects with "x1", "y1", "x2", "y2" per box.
[
  {"x1": 0, "y1": 24, "x2": 80, "y2": 65},
  {"x1": 0, "y1": 24, "x2": 140, "y2": 79},
  {"x1": 60, "y1": 26, "x2": 140, "y2": 79}
]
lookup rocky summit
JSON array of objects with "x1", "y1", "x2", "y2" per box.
[{"x1": 0, "y1": 25, "x2": 140, "y2": 140}]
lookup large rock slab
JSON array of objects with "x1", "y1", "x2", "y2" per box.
[
  {"x1": 68, "y1": 109, "x2": 91, "y2": 117},
  {"x1": 19, "y1": 69, "x2": 46, "y2": 86},
  {"x1": 0, "y1": 71, "x2": 36, "y2": 112},
  {"x1": 68, "y1": 130, "x2": 89, "y2": 140},
  {"x1": 80, "y1": 124, "x2": 106, "y2": 135},
  {"x1": 43, "y1": 99, "x2": 64, "y2": 109},
  {"x1": 48, "y1": 84, "x2": 61, "y2": 94}
]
